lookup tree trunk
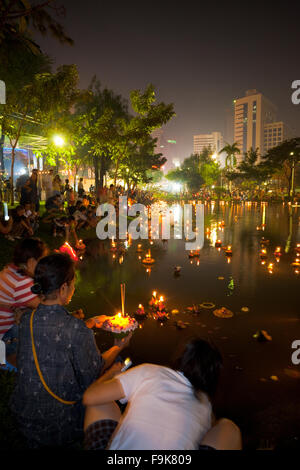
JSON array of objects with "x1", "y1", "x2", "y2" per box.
[
  {"x1": 0, "y1": 133, "x2": 5, "y2": 172},
  {"x1": 99, "y1": 157, "x2": 104, "y2": 189},
  {"x1": 10, "y1": 146, "x2": 15, "y2": 205},
  {"x1": 93, "y1": 155, "x2": 99, "y2": 191},
  {"x1": 55, "y1": 153, "x2": 60, "y2": 174}
]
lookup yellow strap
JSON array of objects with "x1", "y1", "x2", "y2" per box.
[{"x1": 30, "y1": 309, "x2": 76, "y2": 405}]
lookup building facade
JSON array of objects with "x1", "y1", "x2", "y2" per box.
[
  {"x1": 263, "y1": 121, "x2": 293, "y2": 153},
  {"x1": 193, "y1": 131, "x2": 224, "y2": 155},
  {"x1": 234, "y1": 90, "x2": 277, "y2": 162}
]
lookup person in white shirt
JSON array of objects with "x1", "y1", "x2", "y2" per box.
[{"x1": 83, "y1": 338, "x2": 242, "y2": 451}]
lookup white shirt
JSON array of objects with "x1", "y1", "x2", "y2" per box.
[{"x1": 109, "y1": 364, "x2": 212, "y2": 450}]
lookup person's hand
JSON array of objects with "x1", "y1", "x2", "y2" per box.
[
  {"x1": 114, "y1": 331, "x2": 133, "y2": 350},
  {"x1": 71, "y1": 308, "x2": 85, "y2": 320}
]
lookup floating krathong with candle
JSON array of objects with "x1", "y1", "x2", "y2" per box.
[
  {"x1": 136, "y1": 243, "x2": 143, "y2": 253},
  {"x1": 296, "y1": 244, "x2": 300, "y2": 254},
  {"x1": 274, "y1": 246, "x2": 282, "y2": 257},
  {"x1": 135, "y1": 304, "x2": 147, "y2": 319},
  {"x1": 260, "y1": 248, "x2": 268, "y2": 260},
  {"x1": 110, "y1": 237, "x2": 118, "y2": 252},
  {"x1": 268, "y1": 263, "x2": 274, "y2": 274},
  {"x1": 188, "y1": 250, "x2": 200, "y2": 258},
  {"x1": 215, "y1": 240, "x2": 222, "y2": 248},
  {"x1": 142, "y1": 249, "x2": 155, "y2": 265},
  {"x1": 149, "y1": 292, "x2": 169, "y2": 321},
  {"x1": 260, "y1": 237, "x2": 270, "y2": 246},
  {"x1": 225, "y1": 245, "x2": 233, "y2": 256},
  {"x1": 101, "y1": 284, "x2": 138, "y2": 338},
  {"x1": 291, "y1": 258, "x2": 300, "y2": 267},
  {"x1": 75, "y1": 239, "x2": 86, "y2": 251}
]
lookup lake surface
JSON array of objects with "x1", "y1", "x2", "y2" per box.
[{"x1": 70, "y1": 202, "x2": 300, "y2": 449}]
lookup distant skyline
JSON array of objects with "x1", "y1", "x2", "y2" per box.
[{"x1": 36, "y1": 1, "x2": 300, "y2": 161}]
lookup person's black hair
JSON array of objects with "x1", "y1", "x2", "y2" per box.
[
  {"x1": 173, "y1": 338, "x2": 223, "y2": 399},
  {"x1": 79, "y1": 206, "x2": 87, "y2": 212},
  {"x1": 13, "y1": 238, "x2": 48, "y2": 267},
  {"x1": 32, "y1": 253, "x2": 75, "y2": 296}
]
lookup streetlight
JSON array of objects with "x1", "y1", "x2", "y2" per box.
[
  {"x1": 290, "y1": 152, "x2": 295, "y2": 199},
  {"x1": 53, "y1": 135, "x2": 65, "y2": 147}
]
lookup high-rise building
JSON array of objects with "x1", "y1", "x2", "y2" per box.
[
  {"x1": 151, "y1": 129, "x2": 178, "y2": 172},
  {"x1": 193, "y1": 131, "x2": 224, "y2": 155},
  {"x1": 263, "y1": 121, "x2": 293, "y2": 153},
  {"x1": 234, "y1": 90, "x2": 277, "y2": 162}
]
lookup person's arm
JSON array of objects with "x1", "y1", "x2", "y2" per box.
[
  {"x1": 101, "y1": 332, "x2": 132, "y2": 371},
  {"x1": 83, "y1": 375, "x2": 125, "y2": 407}
]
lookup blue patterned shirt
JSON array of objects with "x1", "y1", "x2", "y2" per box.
[{"x1": 11, "y1": 303, "x2": 104, "y2": 447}]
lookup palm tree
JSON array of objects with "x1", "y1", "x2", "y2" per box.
[
  {"x1": 220, "y1": 142, "x2": 241, "y2": 192},
  {"x1": 0, "y1": 0, "x2": 73, "y2": 53}
]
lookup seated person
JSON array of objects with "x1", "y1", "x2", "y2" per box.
[
  {"x1": 86, "y1": 208, "x2": 98, "y2": 228},
  {"x1": 0, "y1": 238, "x2": 47, "y2": 363},
  {"x1": 53, "y1": 216, "x2": 76, "y2": 240},
  {"x1": 73, "y1": 206, "x2": 88, "y2": 230},
  {"x1": 10, "y1": 205, "x2": 33, "y2": 239},
  {"x1": 24, "y1": 202, "x2": 39, "y2": 232},
  {"x1": 83, "y1": 338, "x2": 242, "y2": 451},
  {"x1": 10, "y1": 253, "x2": 131, "y2": 448},
  {"x1": 68, "y1": 200, "x2": 81, "y2": 217},
  {"x1": 43, "y1": 195, "x2": 64, "y2": 223},
  {"x1": 53, "y1": 216, "x2": 69, "y2": 237}
]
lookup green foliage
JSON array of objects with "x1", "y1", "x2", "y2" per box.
[
  {"x1": 0, "y1": 64, "x2": 80, "y2": 202},
  {"x1": 260, "y1": 138, "x2": 300, "y2": 195},
  {"x1": 0, "y1": 0, "x2": 73, "y2": 54},
  {"x1": 166, "y1": 148, "x2": 221, "y2": 193}
]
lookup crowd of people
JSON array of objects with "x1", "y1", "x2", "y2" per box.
[
  {"x1": 0, "y1": 169, "x2": 152, "y2": 244},
  {"x1": 0, "y1": 170, "x2": 243, "y2": 450}
]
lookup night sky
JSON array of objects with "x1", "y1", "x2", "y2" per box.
[{"x1": 36, "y1": 1, "x2": 300, "y2": 160}]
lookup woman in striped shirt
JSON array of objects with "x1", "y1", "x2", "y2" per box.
[{"x1": 0, "y1": 238, "x2": 48, "y2": 360}]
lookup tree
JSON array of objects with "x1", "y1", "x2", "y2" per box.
[
  {"x1": 0, "y1": 39, "x2": 51, "y2": 171},
  {"x1": 220, "y1": 142, "x2": 241, "y2": 192},
  {"x1": 229, "y1": 147, "x2": 270, "y2": 186},
  {"x1": 0, "y1": 0, "x2": 73, "y2": 53},
  {"x1": 0, "y1": 64, "x2": 80, "y2": 203},
  {"x1": 73, "y1": 77, "x2": 129, "y2": 190},
  {"x1": 166, "y1": 154, "x2": 204, "y2": 193},
  {"x1": 261, "y1": 138, "x2": 300, "y2": 197},
  {"x1": 115, "y1": 136, "x2": 166, "y2": 189},
  {"x1": 111, "y1": 84, "x2": 175, "y2": 185},
  {"x1": 75, "y1": 82, "x2": 174, "y2": 190}
]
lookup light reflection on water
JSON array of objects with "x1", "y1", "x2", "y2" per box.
[{"x1": 70, "y1": 202, "x2": 300, "y2": 444}]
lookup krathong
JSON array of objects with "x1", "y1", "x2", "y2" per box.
[
  {"x1": 135, "y1": 304, "x2": 147, "y2": 319},
  {"x1": 101, "y1": 284, "x2": 138, "y2": 337},
  {"x1": 142, "y1": 249, "x2": 155, "y2": 265},
  {"x1": 58, "y1": 242, "x2": 78, "y2": 262}
]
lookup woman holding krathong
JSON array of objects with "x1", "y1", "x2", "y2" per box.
[{"x1": 11, "y1": 253, "x2": 131, "y2": 448}]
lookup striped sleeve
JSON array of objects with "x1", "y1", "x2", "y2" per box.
[{"x1": 13, "y1": 276, "x2": 37, "y2": 306}]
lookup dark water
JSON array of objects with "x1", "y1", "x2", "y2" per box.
[{"x1": 70, "y1": 202, "x2": 300, "y2": 448}]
